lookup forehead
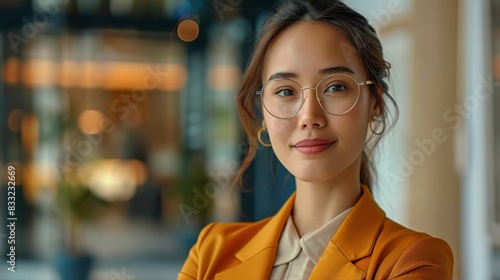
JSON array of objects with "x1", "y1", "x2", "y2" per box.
[{"x1": 262, "y1": 21, "x2": 366, "y2": 81}]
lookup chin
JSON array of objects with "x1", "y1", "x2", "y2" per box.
[{"x1": 292, "y1": 169, "x2": 340, "y2": 183}]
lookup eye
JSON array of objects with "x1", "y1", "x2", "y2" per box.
[
  {"x1": 325, "y1": 82, "x2": 348, "y2": 93},
  {"x1": 275, "y1": 88, "x2": 296, "y2": 97}
]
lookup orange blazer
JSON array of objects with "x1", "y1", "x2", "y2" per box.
[{"x1": 179, "y1": 186, "x2": 453, "y2": 279}]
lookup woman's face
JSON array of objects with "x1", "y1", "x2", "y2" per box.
[{"x1": 261, "y1": 21, "x2": 375, "y2": 183}]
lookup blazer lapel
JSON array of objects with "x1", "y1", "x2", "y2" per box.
[
  {"x1": 310, "y1": 186, "x2": 386, "y2": 279},
  {"x1": 215, "y1": 193, "x2": 296, "y2": 280},
  {"x1": 214, "y1": 248, "x2": 278, "y2": 280},
  {"x1": 311, "y1": 244, "x2": 366, "y2": 279}
]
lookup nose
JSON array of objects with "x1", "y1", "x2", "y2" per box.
[{"x1": 298, "y1": 87, "x2": 326, "y2": 129}]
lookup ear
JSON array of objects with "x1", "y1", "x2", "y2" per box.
[{"x1": 369, "y1": 88, "x2": 383, "y2": 120}]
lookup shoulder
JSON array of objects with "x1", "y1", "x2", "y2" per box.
[
  {"x1": 371, "y1": 218, "x2": 454, "y2": 279},
  {"x1": 197, "y1": 218, "x2": 271, "y2": 245},
  {"x1": 179, "y1": 218, "x2": 273, "y2": 280},
  {"x1": 179, "y1": 193, "x2": 295, "y2": 280},
  {"x1": 378, "y1": 218, "x2": 453, "y2": 255}
]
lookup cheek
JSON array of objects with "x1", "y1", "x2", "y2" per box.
[
  {"x1": 337, "y1": 97, "x2": 371, "y2": 138},
  {"x1": 266, "y1": 118, "x2": 291, "y2": 142}
]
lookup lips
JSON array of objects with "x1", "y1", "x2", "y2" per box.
[{"x1": 292, "y1": 138, "x2": 336, "y2": 155}]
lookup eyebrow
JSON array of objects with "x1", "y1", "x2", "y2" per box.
[{"x1": 267, "y1": 66, "x2": 355, "y2": 82}]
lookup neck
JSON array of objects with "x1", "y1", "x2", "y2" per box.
[{"x1": 291, "y1": 158, "x2": 363, "y2": 237}]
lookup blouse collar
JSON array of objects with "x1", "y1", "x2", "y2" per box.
[{"x1": 273, "y1": 207, "x2": 352, "y2": 266}]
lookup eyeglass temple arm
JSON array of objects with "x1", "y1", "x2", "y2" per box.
[{"x1": 359, "y1": 80, "x2": 375, "y2": 86}]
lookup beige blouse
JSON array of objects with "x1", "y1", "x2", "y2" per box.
[{"x1": 269, "y1": 208, "x2": 352, "y2": 280}]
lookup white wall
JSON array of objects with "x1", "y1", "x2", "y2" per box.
[{"x1": 460, "y1": 0, "x2": 493, "y2": 278}]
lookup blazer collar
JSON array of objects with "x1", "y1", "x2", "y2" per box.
[{"x1": 216, "y1": 186, "x2": 386, "y2": 280}]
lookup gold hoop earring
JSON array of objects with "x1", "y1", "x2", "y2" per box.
[
  {"x1": 370, "y1": 115, "x2": 386, "y2": 136},
  {"x1": 257, "y1": 126, "x2": 272, "y2": 147}
]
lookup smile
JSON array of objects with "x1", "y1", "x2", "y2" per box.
[{"x1": 292, "y1": 138, "x2": 336, "y2": 155}]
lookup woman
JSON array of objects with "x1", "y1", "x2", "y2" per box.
[{"x1": 179, "y1": 0, "x2": 454, "y2": 279}]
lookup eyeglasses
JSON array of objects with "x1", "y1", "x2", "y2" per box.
[{"x1": 256, "y1": 73, "x2": 375, "y2": 119}]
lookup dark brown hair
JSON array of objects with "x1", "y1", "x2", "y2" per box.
[{"x1": 233, "y1": 0, "x2": 398, "y2": 190}]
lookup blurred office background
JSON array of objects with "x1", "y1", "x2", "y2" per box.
[{"x1": 0, "y1": 0, "x2": 498, "y2": 279}]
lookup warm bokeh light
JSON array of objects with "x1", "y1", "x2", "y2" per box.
[
  {"x1": 128, "y1": 159, "x2": 148, "y2": 185},
  {"x1": 21, "y1": 114, "x2": 39, "y2": 153},
  {"x1": 208, "y1": 65, "x2": 241, "y2": 91},
  {"x1": 59, "y1": 59, "x2": 79, "y2": 88},
  {"x1": 8, "y1": 109, "x2": 24, "y2": 133},
  {"x1": 22, "y1": 59, "x2": 59, "y2": 87},
  {"x1": 162, "y1": 63, "x2": 188, "y2": 91},
  {"x1": 103, "y1": 62, "x2": 188, "y2": 91},
  {"x1": 177, "y1": 19, "x2": 200, "y2": 42},
  {"x1": 78, "y1": 110, "x2": 105, "y2": 135},
  {"x1": 86, "y1": 159, "x2": 143, "y2": 202},
  {"x1": 11, "y1": 59, "x2": 189, "y2": 91},
  {"x1": 81, "y1": 60, "x2": 102, "y2": 89},
  {"x1": 4, "y1": 57, "x2": 20, "y2": 84},
  {"x1": 23, "y1": 161, "x2": 59, "y2": 203}
]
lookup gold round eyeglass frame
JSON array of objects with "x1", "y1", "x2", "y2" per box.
[{"x1": 256, "y1": 73, "x2": 375, "y2": 119}]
